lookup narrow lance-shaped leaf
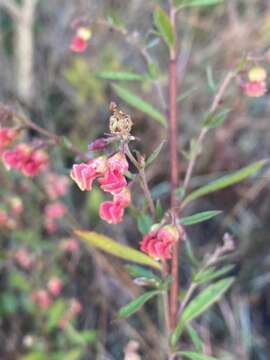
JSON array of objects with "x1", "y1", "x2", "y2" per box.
[
  {"x1": 176, "y1": 352, "x2": 218, "y2": 360},
  {"x1": 96, "y1": 71, "x2": 145, "y2": 81},
  {"x1": 146, "y1": 140, "x2": 166, "y2": 166},
  {"x1": 175, "y1": 0, "x2": 223, "y2": 8},
  {"x1": 153, "y1": 7, "x2": 175, "y2": 49},
  {"x1": 75, "y1": 230, "x2": 161, "y2": 271},
  {"x1": 194, "y1": 264, "x2": 235, "y2": 284},
  {"x1": 203, "y1": 108, "x2": 230, "y2": 129},
  {"x1": 179, "y1": 210, "x2": 222, "y2": 226},
  {"x1": 118, "y1": 290, "x2": 160, "y2": 319},
  {"x1": 171, "y1": 278, "x2": 234, "y2": 346},
  {"x1": 112, "y1": 84, "x2": 167, "y2": 127},
  {"x1": 185, "y1": 324, "x2": 204, "y2": 352},
  {"x1": 182, "y1": 160, "x2": 267, "y2": 208}
]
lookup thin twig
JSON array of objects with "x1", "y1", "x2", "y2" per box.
[{"x1": 181, "y1": 70, "x2": 236, "y2": 199}]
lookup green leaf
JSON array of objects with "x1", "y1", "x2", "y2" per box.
[
  {"x1": 146, "y1": 140, "x2": 166, "y2": 166},
  {"x1": 155, "y1": 200, "x2": 163, "y2": 221},
  {"x1": 96, "y1": 71, "x2": 145, "y2": 81},
  {"x1": 118, "y1": 290, "x2": 160, "y2": 318},
  {"x1": 182, "y1": 160, "x2": 267, "y2": 208},
  {"x1": 47, "y1": 299, "x2": 66, "y2": 331},
  {"x1": 177, "y1": 352, "x2": 218, "y2": 360},
  {"x1": 126, "y1": 265, "x2": 161, "y2": 283},
  {"x1": 153, "y1": 7, "x2": 175, "y2": 49},
  {"x1": 179, "y1": 210, "x2": 222, "y2": 226},
  {"x1": 112, "y1": 84, "x2": 167, "y2": 127},
  {"x1": 137, "y1": 214, "x2": 153, "y2": 234},
  {"x1": 206, "y1": 66, "x2": 216, "y2": 91},
  {"x1": 172, "y1": 278, "x2": 234, "y2": 346},
  {"x1": 203, "y1": 108, "x2": 230, "y2": 129},
  {"x1": 175, "y1": 0, "x2": 223, "y2": 8},
  {"x1": 75, "y1": 230, "x2": 161, "y2": 271},
  {"x1": 185, "y1": 324, "x2": 203, "y2": 352},
  {"x1": 177, "y1": 86, "x2": 199, "y2": 103},
  {"x1": 194, "y1": 265, "x2": 235, "y2": 284}
]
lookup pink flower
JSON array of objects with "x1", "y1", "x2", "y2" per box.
[
  {"x1": 45, "y1": 202, "x2": 67, "y2": 219},
  {"x1": 108, "y1": 152, "x2": 129, "y2": 174},
  {"x1": 21, "y1": 149, "x2": 48, "y2": 176},
  {"x1": 70, "y1": 36, "x2": 88, "y2": 53},
  {"x1": 70, "y1": 27, "x2": 91, "y2": 53},
  {"x1": 1, "y1": 144, "x2": 48, "y2": 176},
  {"x1": 14, "y1": 249, "x2": 32, "y2": 269},
  {"x1": 242, "y1": 80, "x2": 267, "y2": 97},
  {"x1": 0, "y1": 209, "x2": 14, "y2": 229},
  {"x1": 0, "y1": 128, "x2": 17, "y2": 149},
  {"x1": 140, "y1": 225, "x2": 183, "y2": 260},
  {"x1": 44, "y1": 202, "x2": 67, "y2": 233},
  {"x1": 44, "y1": 173, "x2": 69, "y2": 200},
  {"x1": 69, "y1": 298, "x2": 82, "y2": 315},
  {"x1": 31, "y1": 290, "x2": 52, "y2": 310},
  {"x1": 98, "y1": 169, "x2": 127, "y2": 194},
  {"x1": 99, "y1": 201, "x2": 125, "y2": 224},
  {"x1": 2, "y1": 144, "x2": 31, "y2": 171},
  {"x1": 60, "y1": 238, "x2": 80, "y2": 253},
  {"x1": 114, "y1": 187, "x2": 131, "y2": 208},
  {"x1": 9, "y1": 197, "x2": 24, "y2": 215},
  {"x1": 70, "y1": 156, "x2": 107, "y2": 191},
  {"x1": 47, "y1": 277, "x2": 63, "y2": 297}
]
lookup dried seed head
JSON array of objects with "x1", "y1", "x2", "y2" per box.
[{"x1": 109, "y1": 102, "x2": 133, "y2": 137}]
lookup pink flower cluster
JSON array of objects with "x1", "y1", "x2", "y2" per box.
[
  {"x1": 140, "y1": 225, "x2": 185, "y2": 260},
  {"x1": 2, "y1": 143, "x2": 48, "y2": 177},
  {"x1": 70, "y1": 152, "x2": 131, "y2": 224}
]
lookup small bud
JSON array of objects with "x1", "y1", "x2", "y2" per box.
[{"x1": 88, "y1": 138, "x2": 108, "y2": 151}]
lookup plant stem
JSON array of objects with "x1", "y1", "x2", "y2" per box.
[
  {"x1": 168, "y1": 4, "x2": 180, "y2": 331},
  {"x1": 124, "y1": 143, "x2": 156, "y2": 219}
]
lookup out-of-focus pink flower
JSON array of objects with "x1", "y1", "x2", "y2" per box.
[
  {"x1": 31, "y1": 290, "x2": 52, "y2": 310},
  {"x1": 99, "y1": 200, "x2": 124, "y2": 224},
  {"x1": 45, "y1": 202, "x2": 67, "y2": 219},
  {"x1": 44, "y1": 202, "x2": 67, "y2": 233},
  {"x1": 2, "y1": 144, "x2": 31, "y2": 171},
  {"x1": 108, "y1": 152, "x2": 129, "y2": 174},
  {"x1": 0, "y1": 209, "x2": 14, "y2": 229},
  {"x1": 58, "y1": 298, "x2": 82, "y2": 329},
  {"x1": 98, "y1": 169, "x2": 127, "y2": 194},
  {"x1": 140, "y1": 225, "x2": 184, "y2": 260},
  {"x1": 22, "y1": 149, "x2": 48, "y2": 177},
  {"x1": 9, "y1": 197, "x2": 24, "y2": 215},
  {"x1": 69, "y1": 298, "x2": 82, "y2": 315},
  {"x1": 70, "y1": 156, "x2": 108, "y2": 191},
  {"x1": 88, "y1": 137, "x2": 108, "y2": 151},
  {"x1": 0, "y1": 128, "x2": 17, "y2": 150},
  {"x1": 47, "y1": 277, "x2": 63, "y2": 297},
  {"x1": 44, "y1": 173, "x2": 69, "y2": 200},
  {"x1": 60, "y1": 238, "x2": 80, "y2": 253},
  {"x1": 242, "y1": 80, "x2": 267, "y2": 97},
  {"x1": 1, "y1": 144, "x2": 48, "y2": 177},
  {"x1": 70, "y1": 27, "x2": 91, "y2": 53},
  {"x1": 14, "y1": 249, "x2": 32, "y2": 269}
]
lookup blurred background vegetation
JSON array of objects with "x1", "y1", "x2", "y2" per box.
[{"x1": 0, "y1": 0, "x2": 270, "y2": 359}]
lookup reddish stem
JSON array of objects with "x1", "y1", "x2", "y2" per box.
[{"x1": 168, "y1": 5, "x2": 180, "y2": 330}]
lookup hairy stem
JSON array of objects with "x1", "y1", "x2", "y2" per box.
[{"x1": 168, "y1": 4, "x2": 180, "y2": 331}]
